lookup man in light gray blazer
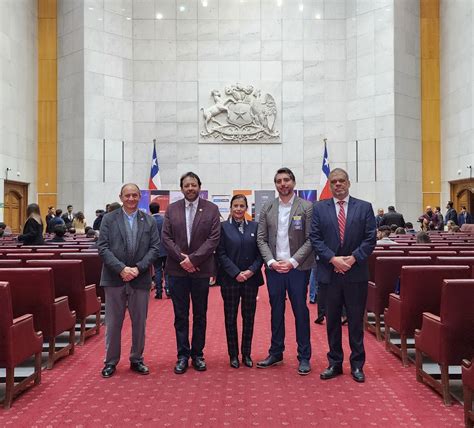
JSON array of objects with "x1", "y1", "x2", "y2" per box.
[
  {"x1": 257, "y1": 167, "x2": 314, "y2": 375},
  {"x1": 97, "y1": 183, "x2": 160, "y2": 378}
]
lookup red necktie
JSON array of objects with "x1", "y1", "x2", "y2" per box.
[{"x1": 337, "y1": 200, "x2": 346, "y2": 243}]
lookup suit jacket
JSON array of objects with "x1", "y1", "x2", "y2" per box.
[
  {"x1": 380, "y1": 211, "x2": 405, "y2": 228},
  {"x1": 310, "y1": 196, "x2": 376, "y2": 283},
  {"x1": 162, "y1": 198, "x2": 221, "y2": 278},
  {"x1": 217, "y1": 219, "x2": 264, "y2": 287},
  {"x1": 152, "y1": 213, "x2": 167, "y2": 257},
  {"x1": 97, "y1": 208, "x2": 160, "y2": 289},
  {"x1": 61, "y1": 212, "x2": 74, "y2": 227},
  {"x1": 458, "y1": 212, "x2": 473, "y2": 225},
  {"x1": 446, "y1": 208, "x2": 458, "y2": 224},
  {"x1": 257, "y1": 195, "x2": 314, "y2": 271}
]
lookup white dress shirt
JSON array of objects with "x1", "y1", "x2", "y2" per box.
[
  {"x1": 333, "y1": 195, "x2": 350, "y2": 218},
  {"x1": 268, "y1": 193, "x2": 298, "y2": 269}
]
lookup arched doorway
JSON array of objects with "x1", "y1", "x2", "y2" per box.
[
  {"x1": 3, "y1": 181, "x2": 28, "y2": 233},
  {"x1": 450, "y1": 179, "x2": 474, "y2": 213}
]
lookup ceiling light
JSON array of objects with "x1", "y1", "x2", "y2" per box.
[
  {"x1": 299, "y1": 3, "x2": 304, "y2": 12},
  {"x1": 179, "y1": 5, "x2": 186, "y2": 12},
  {"x1": 156, "y1": 13, "x2": 163, "y2": 19}
]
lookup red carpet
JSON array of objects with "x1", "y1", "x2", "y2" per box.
[{"x1": 0, "y1": 286, "x2": 464, "y2": 427}]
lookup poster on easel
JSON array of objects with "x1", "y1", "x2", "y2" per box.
[
  {"x1": 212, "y1": 195, "x2": 231, "y2": 220},
  {"x1": 254, "y1": 190, "x2": 275, "y2": 222}
]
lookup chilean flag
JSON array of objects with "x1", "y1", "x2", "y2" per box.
[
  {"x1": 318, "y1": 140, "x2": 332, "y2": 200},
  {"x1": 149, "y1": 140, "x2": 162, "y2": 190}
]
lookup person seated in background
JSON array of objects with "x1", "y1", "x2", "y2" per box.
[
  {"x1": 458, "y1": 206, "x2": 473, "y2": 226},
  {"x1": 72, "y1": 211, "x2": 87, "y2": 234},
  {"x1": 48, "y1": 209, "x2": 65, "y2": 232},
  {"x1": 86, "y1": 228, "x2": 98, "y2": 239},
  {"x1": 67, "y1": 228, "x2": 76, "y2": 235},
  {"x1": 416, "y1": 231, "x2": 431, "y2": 243},
  {"x1": 446, "y1": 220, "x2": 455, "y2": 232},
  {"x1": 376, "y1": 226, "x2": 398, "y2": 245},
  {"x1": 390, "y1": 224, "x2": 398, "y2": 233},
  {"x1": 450, "y1": 225, "x2": 461, "y2": 233},
  {"x1": 47, "y1": 224, "x2": 67, "y2": 242},
  {"x1": 394, "y1": 227, "x2": 406, "y2": 235},
  {"x1": 405, "y1": 222, "x2": 416, "y2": 234}
]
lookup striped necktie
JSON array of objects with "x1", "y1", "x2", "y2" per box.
[{"x1": 337, "y1": 200, "x2": 346, "y2": 243}]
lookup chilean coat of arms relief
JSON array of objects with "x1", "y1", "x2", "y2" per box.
[{"x1": 200, "y1": 84, "x2": 280, "y2": 143}]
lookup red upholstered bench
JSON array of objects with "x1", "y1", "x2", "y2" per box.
[
  {"x1": 5, "y1": 253, "x2": 55, "y2": 262},
  {"x1": 0, "y1": 282, "x2": 43, "y2": 409},
  {"x1": 36, "y1": 248, "x2": 79, "y2": 254},
  {"x1": 368, "y1": 250, "x2": 404, "y2": 282},
  {"x1": 415, "y1": 279, "x2": 474, "y2": 405},
  {"x1": 463, "y1": 358, "x2": 474, "y2": 428},
  {"x1": 366, "y1": 257, "x2": 432, "y2": 341},
  {"x1": 436, "y1": 257, "x2": 474, "y2": 277},
  {"x1": 0, "y1": 268, "x2": 76, "y2": 369},
  {"x1": 407, "y1": 251, "x2": 457, "y2": 258},
  {"x1": 0, "y1": 260, "x2": 22, "y2": 268},
  {"x1": 27, "y1": 260, "x2": 101, "y2": 345},
  {"x1": 61, "y1": 253, "x2": 104, "y2": 303},
  {"x1": 384, "y1": 265, "x2": 471, "y2": 366}
]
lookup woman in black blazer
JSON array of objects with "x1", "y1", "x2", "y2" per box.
[
  {"x1": 217, "y1": 194, "x2": 264, "y2": 368},
  {"x1": 18, "y1": 203, "x2": 44, "y2": 245}
]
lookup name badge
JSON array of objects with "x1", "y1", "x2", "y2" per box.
[{"x1": 292, "y1": 216, "x2": 303, "y2": 230}]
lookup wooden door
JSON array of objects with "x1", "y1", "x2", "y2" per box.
[{"x1": 3, "y1": 181, "x2": 28, "y2": 233}]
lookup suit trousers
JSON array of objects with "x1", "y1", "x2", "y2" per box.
[
  {"x1": 266, "y1": 269, "x2": 311, "y2": 361},
  {"x1": 104, "y1": 284, "x2": 149, "y2": 366},
  {"x1": 324, "y1": 275, "x2": 367, "y2": 369},
  {"x1": 220, "y1": 281, "x2": 259, "y2": 358},
  {"x1": 169, "y1": 276, "x2": 210, "y2": 360}
]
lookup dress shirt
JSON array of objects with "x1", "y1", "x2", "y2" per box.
[
  {"x1": 333, "y1": 195, "x2": 350, "y2": 218},
  {"x1": 122, "y1": 208, "x2": 138, "y2": 230},
  {"x1": 185, "y1": 198, "x2": 199, "y2": 245},
  {"x1": 268, "y1": 193, "x2": 298, "y2": 269}
]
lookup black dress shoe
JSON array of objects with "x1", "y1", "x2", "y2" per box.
[
  {"x1": 154, "y1": 294, "x2": 162, "y2": 299},
  {"x1": 256, "y1": 355, "x2": 283, "y2": 369},
  {"x1": 309, "y1": 299, "x2": 316, "y2": 304},
  {"x1": 165, "y1": 288, "x2": 171, "y2": 297},
  {"x1": 320, "y1": 365, "x2": 343, "y2": 380},
  {"x1": 242, "y1": 356, "x2": 253, "y2": 368},
  {"x1": 314, "y1": 315, "x2": 325, "y2": 325},
  {"x1": 298, "y1": 359, "x2": 311, "y2": 376},
  {"x1": 174, "y1": 358, "x2": 188, "y2": 374},
  {"x1": 192, "y1": 356, "x2": 207, "y2": 371},
  {"x1": 351, "y1": 368, "x2": 365, "y2": 383},
  {"x1": 101, "y1": 364, "x2": 116, "y2": 378},
  {"x1": 341, "y1": 317, "x2": 348, "y2": 326},
  {"x1": 130, "y1": 362, "x2": 150, "y2": 375},
  {"x1": 230, "y1": 357, "x2": 240, "y2": 369}
]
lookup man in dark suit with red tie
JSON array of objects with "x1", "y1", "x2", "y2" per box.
[
  {"x1": 310, "y1": 168, "x2": 376, "y2": 383},
  {"x1": 162, "y1": 172, "x2": 220, "y2": 374}
]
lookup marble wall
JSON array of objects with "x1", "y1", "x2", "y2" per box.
[
  {"x1": 440, "y1": 0, "x2": 474, "y2": 202},
  {"x1": 0, "y1": 0, "x2": 38, "y2": 220},
  {"x1": 56, "y1": 0, "x2": 423, "y2": 223}
]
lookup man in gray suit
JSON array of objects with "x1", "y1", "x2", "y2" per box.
[
  {"x1": 256, "y1": 167, "x2": 314, "y2": 375},
  {"x1": 97, "y1": 183, "x2": 160, "y2": 378}
]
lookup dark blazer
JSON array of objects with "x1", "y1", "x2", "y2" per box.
[
  {"x1": 18, "y1": 217, "x2": 44, "y2": 245},
  {"x1": 458, "y1": 212, "x2": 473, "y2": 226},
  {"x1": 446, "y1": 208, "x2": 458, "y2": 224},
  {"x1": 162, "y1": 198, "x2": 221, "y2": 278},
  {"x1": 61, "y1": 212, "x2": 74, "y2": 227},
  {"x1": 152, "y1": 213, "x2": 167, "y2": 257},
  {"x1": 217, "y1": 219, "x2": 264, "y2": 288},
  {"x1": 380, "y1": 211, "x2": 405, "y2": 228},
  {"x1": 97, "y1": 208, "x2": 160, "y2": 290},
  {"x1": 310, "y1": 196, "x2": 376, "y2": 283}
]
